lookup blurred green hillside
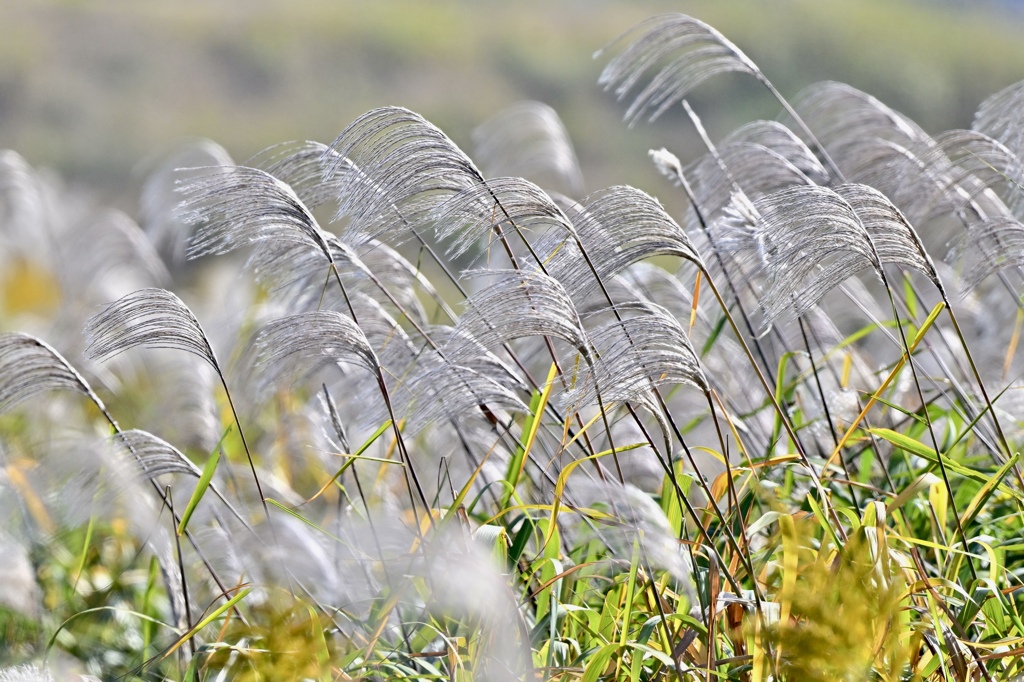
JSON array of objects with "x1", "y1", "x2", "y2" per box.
[{"x1": 2, "y1": 0, "x2": 1023, "y2": 206}]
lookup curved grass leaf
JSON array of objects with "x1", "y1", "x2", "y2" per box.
[{"x1": 176, "y1": 446, "x2": 219, "y2": 536}]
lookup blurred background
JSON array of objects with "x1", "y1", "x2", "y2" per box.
[{"x1": 2, "y1": 0, "x2": 1024, "y2": 211}]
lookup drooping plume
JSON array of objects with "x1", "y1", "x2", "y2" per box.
[
  {"x1": 473, "y1": 101, "x2": 584, "y2": 196},
  {"x1": 597, "y1": 14, "x2": 760, "y2": 126},
  {"x1": 831, "y1": 183, "x2": 942, "y2": 290},
  {"x1": 84, "y1": 288, "x2": 220, "y2": 371},
  {"x1": 0, "y1": 333, "x2": 106, "y2": 415},
  {"x1": 452, "y1": 269, "x2": 590, "y2": 358},
  {"x1": 547, "y1": 186, "x2": 704, "y2": 302},
  {"x1": 177, "y1": 165, "x2": 334, "y2": 262},
  {"x1": 562, "y1": 301, "x2": 708, "y2": 412},
  {"x1": 323, "y1": 106, "x2": 482, "y2": 242},
  {"x1": 751, "y1": 185, "x2": 881, "y2": 327}
]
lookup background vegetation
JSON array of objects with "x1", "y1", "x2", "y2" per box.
[{"x1": 3, "y1": 0, "x2": 1024, "y2": 202}]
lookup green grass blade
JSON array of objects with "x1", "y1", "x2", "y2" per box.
[
  {"x1": 176, "y1": 445, "x2": 220, "y2": 536},
  {"x1": 162, "y1": 587, "x2": 251, "y2": 659}
]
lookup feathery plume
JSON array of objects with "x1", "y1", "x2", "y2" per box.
[
  {"x1": 177, "y1": 165, "x2": 334, "y2": 261},
  {"x1": 473, "y1": 101, "x2": 584, "y2": 196},
  {"x1": 597, "y1": 13, "x2": 759, "y2": 125},
  {"x1": 0, "y1": 333, "x2": 105, "y2": 414},
  {"x1": 452, "y1": 269, "x2": 590, "y2": 356},
  {"x1": 752, "y1": 185, "x2": 880, "y2": 326},
  {"x1": 84, "y1": 288, "x2": 219, "y2": 370},
  {"x1": 323, "y1": 106, "x2": 481, "y2": 241}
]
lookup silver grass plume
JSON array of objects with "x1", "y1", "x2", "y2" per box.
[
  {"x1": 431, "y1": 175, "x2": 579, "y2": 260},
  {"x1": 791, "y1": 81, "x2": 927, "y2": 180},
  {"x1": 147, "y1": 352, "x2": 221, "y2": 453},
  {"x1": 177, "y1": 165, "x2": 334, "y2": 262},
  {"x1": 0, "y1": 332, "x2": 106, "y2": 415},
  {"x1": 549, "y1": 186, "x2": 704, "y2": 301},
  {"x1": 357, "y1": 324, "x2": 525, "y2": 433},
  {"x1": 649, "y1": 148, "x2": 686, "y2": 188},
  {"x1": 0, "y1": 149, "x2": 48, "y2": 248},
  {"x1": 562, "y1": 301, "x2": 707, "y2": 412},
  {"x1": 247, "y1": 232, "x2": 432, "y2": 330},
  {"x1": 63, "y1": 209, "x2": 170, "y2": 300},
  {"x1": 861, "y1": 131, "x2": 1021, "y2": 232},
  {"x1": 254, "y1": 310, "x2": 380, "y2": 380},
  {"x1": 112, "y1": 428, "x2": 208, "y2": 479},
  {"x1": 351, "y1": 294, "x2": 417, "y2": 361},
  {"x1": 609, "y1": 262, "x2": 710, "y2": 329},
  {"x1": 752, "y1": 185, "x2": 882, "y2": 327},
  {"x1": 930, "y1": 129, "x2": 1024, "y2": 220},
  {"x1": 430, "y1": 325, "x2": 525, "y2": 389},
  {"x1": 472, "y1": 100, "x2": 584, "y2": 196},
  {"x1": 0, "y1": 665, "x2": 55, "y2": 682},
  {"x1": 109, "y1": 429, "x2": 240, "y2": 522},
  {"x1": 681, "y1": 142, "x2": 819, "y2": 234},
  {"x1": 0, "y1": 535, "x2": 40, "y2": 620},
  {"x1": 244, "y1": 231, "x2": 368, "y2": 307},
  {"x1": 832, "y1": 183, "x2": 942, "y2": 290},
  {"x1": 391, "y1": 353, "x2": 528, "y2": 433},
  {"x1": 974, "y1": 78, "x2": 1024, "y2": 163},
  {"x1": 356, "y1": 239, "x2": 441, "y2": 324},
  {"x1": 239, "y1": 296, "x2": 404, "y2": 411},
  {"x1": 252, "y1": 140, "x2": 353, "y2": 210},
  {"x1": 323, "y1": 106, "x2": 481, "y2": 241},
  {"x1": 572, "y1": 480, "x2": 696, "y2": 595},
  {"x1": 451, "y1": 269, "x2": 590, "y2": 358},
  {"x1": 720, "y1": 120, "x2": 829, "y2": 183},
  {"x1": 949, "y1": 217, "x2": 1024, "y2": 291},
  {"x1": 82, "y1": 287, "x2": 278, "y2": 506},
  {"x1": 138, "y1": 138, "x2": 233, "y2": 267},
  {"x1": 84, "y1": 288, "x2": 220, "y2": 371},
  {"x1": 597, "y1": 13, "x2": 759, "y2": 126},
  {"x1": 706, "y1": 142, "x2": 819, "y2": 198}
]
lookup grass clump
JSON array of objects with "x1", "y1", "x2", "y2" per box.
[{"x1": 2, "y1": 11, "x2": 1024, "y2": 682}]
